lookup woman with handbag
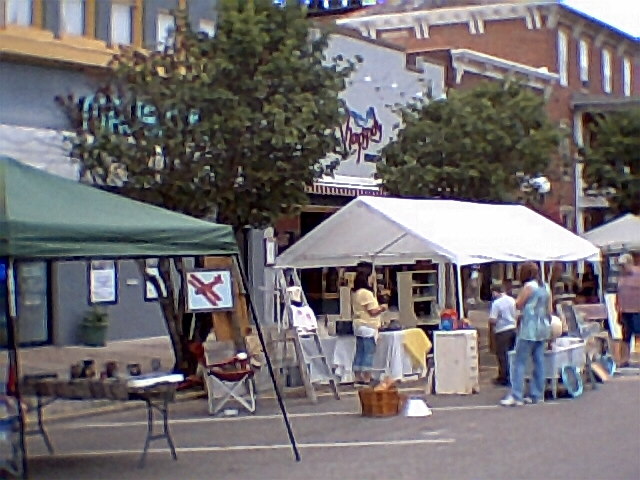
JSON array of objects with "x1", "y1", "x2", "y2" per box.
[{"x1": 500, "y1": 262, "x2": 552, "y2": 407}]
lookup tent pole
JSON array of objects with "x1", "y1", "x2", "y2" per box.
[
  {"x1": 456, "y1": 264, "x2": 465, "y2": 319},
  {"x1": 6, "y1": 258, "x2": 28, "y2": 478},
  {"x1": 540, "y1": 262, "x2": 546, "y2": 284},
  {"x1": 232, "y1": 254, "x2": 300, "y2": 462}
]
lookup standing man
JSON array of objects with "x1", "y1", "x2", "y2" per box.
[
  {"x1": 617, "y1": 253, "x2": 640, "y2": 367},
  {"x1": 489, "y1": 283, "x2": 517, "y2": 386}
]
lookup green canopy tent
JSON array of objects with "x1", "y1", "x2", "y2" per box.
[{"x1": 0, "y1": 156, "x2": 298, "y2": 476}]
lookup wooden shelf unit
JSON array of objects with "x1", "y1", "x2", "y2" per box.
[{"x1": 397, "y1": 269, "x2": 440, "y2": 327}]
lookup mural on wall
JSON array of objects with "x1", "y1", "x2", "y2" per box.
[{"x1": 339, "y1": 106, "x2": 383, "y2": 164}]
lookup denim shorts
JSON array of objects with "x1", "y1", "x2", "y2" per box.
[
  {"x1": 621, "y1": 312, "x2": 640, "y2": 342},
  {"x1": 353, "y1": 336, "x2": 376, "y2": 371}
]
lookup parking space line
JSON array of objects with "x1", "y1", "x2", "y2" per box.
[
  {"x1": 29, "y1": 437, "x2": 455, "y2": 459},
  {"x1": 48, "y1": 403, "x2": 516, "y2": 430}
]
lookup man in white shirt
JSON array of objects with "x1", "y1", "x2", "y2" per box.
[{"x1": 489, "y1": 283, "x2": 517, "y2": 386}]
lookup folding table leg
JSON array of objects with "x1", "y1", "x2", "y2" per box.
[{"x1": 138, "y1": 395, "x2": 178, "y2": 469}]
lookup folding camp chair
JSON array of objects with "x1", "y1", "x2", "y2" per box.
[{"x1": 205, "y1": 353, "x2": 256, "y2": 415}]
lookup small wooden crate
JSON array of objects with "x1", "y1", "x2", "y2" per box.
[{"x1": 358, "y1": 387, "x2": 404, "y2": 417}]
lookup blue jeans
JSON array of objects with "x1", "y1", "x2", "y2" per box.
[
  {"x1": 353, "y1": 336, "x2": 376, "y2": 372},
  {"x1": 510, "y1": 338, "x2": 545, "y2": 402}
]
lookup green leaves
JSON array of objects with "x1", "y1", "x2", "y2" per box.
[
  {"x1": 378, "y1": 80, "x2": 560, "y2": 203},
  {"x1": 58, "y1": 0, "x2": 354, "y2": 230},
  {"x1": 582, "y1": 109, "x2": 640, "y2": 214}
]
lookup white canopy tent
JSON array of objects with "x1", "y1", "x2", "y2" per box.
[
  {"x1": 276, "y1": 197, "x2": 600, "y2": 317},
  {"x1": 582, "y1": 214, "x2": 640, "y2": 251}
]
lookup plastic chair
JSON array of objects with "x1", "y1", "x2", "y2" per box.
[{"x1": 205, "y1": 352, "x2": 256, "y2": 415}]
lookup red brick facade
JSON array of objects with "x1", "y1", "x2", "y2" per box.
[{"x1": 336, "y1": 2, "x2": 640, "y2": 230}]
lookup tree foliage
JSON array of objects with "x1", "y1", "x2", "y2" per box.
[
  {"x1": 57, "y1": 0, "x2": 354, "y2": 371},
  {"x1": 58, "y1": 0, "x2": 353, "y2": 229},
  {"x1": 377, "y1": 80, "x2": 561, "y2": 203},
  {"x1": 582, "y1": 108, "x2": 640, "y2": 214}
]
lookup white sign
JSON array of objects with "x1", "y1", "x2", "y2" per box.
[
  {"x1": 90, "y1": 260, "x2": 117, "y2": 304},
  {"x1": 185, "y1": 270, "x2": 234, "y2": 312}
]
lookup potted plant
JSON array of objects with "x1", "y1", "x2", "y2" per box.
[{"x1": 79, "y1": 308, "x2": 109, "y2": 347}]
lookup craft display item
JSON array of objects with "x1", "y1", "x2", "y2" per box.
[
  {"x1": 105, "y1": 361, "x2": 118, "y2": 378},
  {"x1": 359, "y1": 379, "x2": 404, "y2": 417}
]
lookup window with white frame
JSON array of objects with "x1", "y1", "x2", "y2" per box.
[
  {"x1": 602, "y1": 48, "x2": 612, "y2": 93},
  {"x1": 6, "y1": 0, "x2": 32, "y2": 26},
  {"x1": 60, "y1": 0, "x2": 84, "y2": 36},
  {"x1": 156, "y1": 12, "x2": 175, "y2": 50},
  {"x1": 579, "y1": 38, "x2": 589, "y2": 85},
  {"x1": 199, "y1": 19, "x2": 215, "y2": 37},
  {"x1": 111, "y1": 3, "x2": 133, "y2": 46},
  {"x1": 623, "y1": 56, "x2": 632, "y2": 96},
  {"x1": 557, "y1": 30, "x2": 568, "y2": 87}
]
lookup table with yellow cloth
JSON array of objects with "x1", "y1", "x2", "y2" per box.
[{"x1": 302, "y1": 329, "x2": 432, "y2": 384}]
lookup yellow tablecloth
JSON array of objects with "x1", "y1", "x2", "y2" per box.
[{"x1": 402, "y1": 328, "x2": 432, "y2": 372}]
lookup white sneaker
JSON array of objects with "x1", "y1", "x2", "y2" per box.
[{"x1": 500, "y1": 395, "x2": 524, "y2": 407}]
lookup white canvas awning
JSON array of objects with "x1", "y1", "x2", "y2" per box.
[
  {"x1": 582, "y1": 214, "x2": 640, "y2": 251},
  {"x1": 276, "y1": 197, "x2": 600, "y2": 268}
]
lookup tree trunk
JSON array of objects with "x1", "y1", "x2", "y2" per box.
[{"x1": 136, "y1": 258, "x2": 185, "y2": 373}]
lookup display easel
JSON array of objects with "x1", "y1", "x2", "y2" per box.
[{"x1": 270, "y1": 269, "x2": 339, "y2": 402}]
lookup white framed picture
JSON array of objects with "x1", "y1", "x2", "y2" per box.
[
  {"x1": 185, "y1": 269, "x2": 234, "y2": 312},
  {"x1": 265, "y1": 238, "x2": 277, "y2": 266},
  {"x1": 89, "y1": 260, "x2": 117, "y2": 305},
  {"x1": 144, "y1": 261, "x2": 167, "y2": 301},
  {"x1": 604, "y1": 293, "x2": 623, "y2": 340}
]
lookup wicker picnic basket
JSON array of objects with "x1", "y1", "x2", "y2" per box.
[{"x1": 358, "y1": 386, "x2": 404, "y2": 417}]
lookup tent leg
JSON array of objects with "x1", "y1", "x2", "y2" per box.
[
  {"x1": 232, "y1": 254, "x2": 301, "y2": 462},
  {"x1": 6, "y1": 258, "x2": 28, "y2": 479},
  {"x1": 456, "y1": 264, "x2": 465, "y2": 320}
]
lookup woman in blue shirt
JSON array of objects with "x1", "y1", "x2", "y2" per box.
[{"x1": 500, "y1": 262, "x2": 552, "y2": 407}]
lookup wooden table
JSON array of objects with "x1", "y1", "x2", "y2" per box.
[{"x1": 21, "y1": 373, "x2": 183, "y2": 468}]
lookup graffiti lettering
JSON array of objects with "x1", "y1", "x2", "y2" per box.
[
  {"x1": 339, "y1": 107, "x2": 383, "y2": 164},
  {"x1": 78, "y1": 94, "x2": 199, "y2": 135}
]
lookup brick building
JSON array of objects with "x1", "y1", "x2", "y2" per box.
[{"x1": 334, "y1": 0, "x2": 640, "y2": 233}]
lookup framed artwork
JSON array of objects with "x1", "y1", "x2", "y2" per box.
[
  {"x1": 604, "y1": 293, "x2": 623, "y2": 340},
  {"x1": 185, "y1": 269, "x2": 234, "y2": 312},
  {"x1": 144, "y1": 259, "x2": 167, "y2": 301},
  {"x1": 89, "y1": 260, "x2": 117, "y2": 305},
  {"x1": 265, "y1": 238, "x2": 277, "y2": 266}
]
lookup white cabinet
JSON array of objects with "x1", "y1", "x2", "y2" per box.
[
  {"x1": 397, "y1": 269, "x2": 439, "y2": 327},
  {"x1": 434, "y1": 330, "x2": 479, "y2": 394}
]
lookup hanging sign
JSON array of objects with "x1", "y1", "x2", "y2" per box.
[{"x1": 185, "y1": 269, "x2": 234, "y2": 312}]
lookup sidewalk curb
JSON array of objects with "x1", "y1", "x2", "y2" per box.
[{"x1": 25, "y1": 390, "x2": 207, "y2": 425}]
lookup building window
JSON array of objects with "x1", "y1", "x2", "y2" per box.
[
  {"x1": 6, "y1": 0, "x2": 32, "y2": 26},
  {"x1": 557, "y1": 30, "x2": 568, "y2": 87},
  {"x1": 602, "y1": 49, "x2": 612, "y2": 94},
  {"x1": 623, "y1": 56, "x2": 632, "y2": 96},
  {"x1": 60, "y1": 0, "x2": 85, "y2": 36},
  {"x1": 111, "y1": 3, "x2": 132, "y2": 46},
  {"x1": 578, "y1": 38, "x2": 589, "y2": 85},
  {"x1": 156, "y1": 12, "x2": 175, "y2": 50},
  {"x1": 199, "y1": 19, "x2": 215, "y2": 37}
]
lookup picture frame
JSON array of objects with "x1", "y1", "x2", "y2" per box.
[
  {"x1": 604, "y1": 293, "x2": 623, "y2": 340},
  {"x1": 184, "y1": 268, "x2": 234, "y2": 312},
  {"x1": 88, "y1": 260, "x2": 118, "y2": 305},
  {"x1": 144, "y1": 259, "x2": 167, "y2": 301},
  {"x1": 265, "y1": 237, "x2": 277, "y2": 266}
]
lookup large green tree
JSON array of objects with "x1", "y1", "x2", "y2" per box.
[
  {"x1": 58, "y1": 0, "x2": 354, "y2": 371},
  {"x1": 377, "y1": 80, "x2": 561, "y2": 202},
  {"x1": 582, "y1": 108, "x2": 640, "y2": 215}
]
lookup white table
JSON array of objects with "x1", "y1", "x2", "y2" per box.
[
  {"x1": 508, "y1": 339, "x2": 586, "y2": 398},
  {"x1": 301, "y1": 331, "x2": 424, "y2": 384}
]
